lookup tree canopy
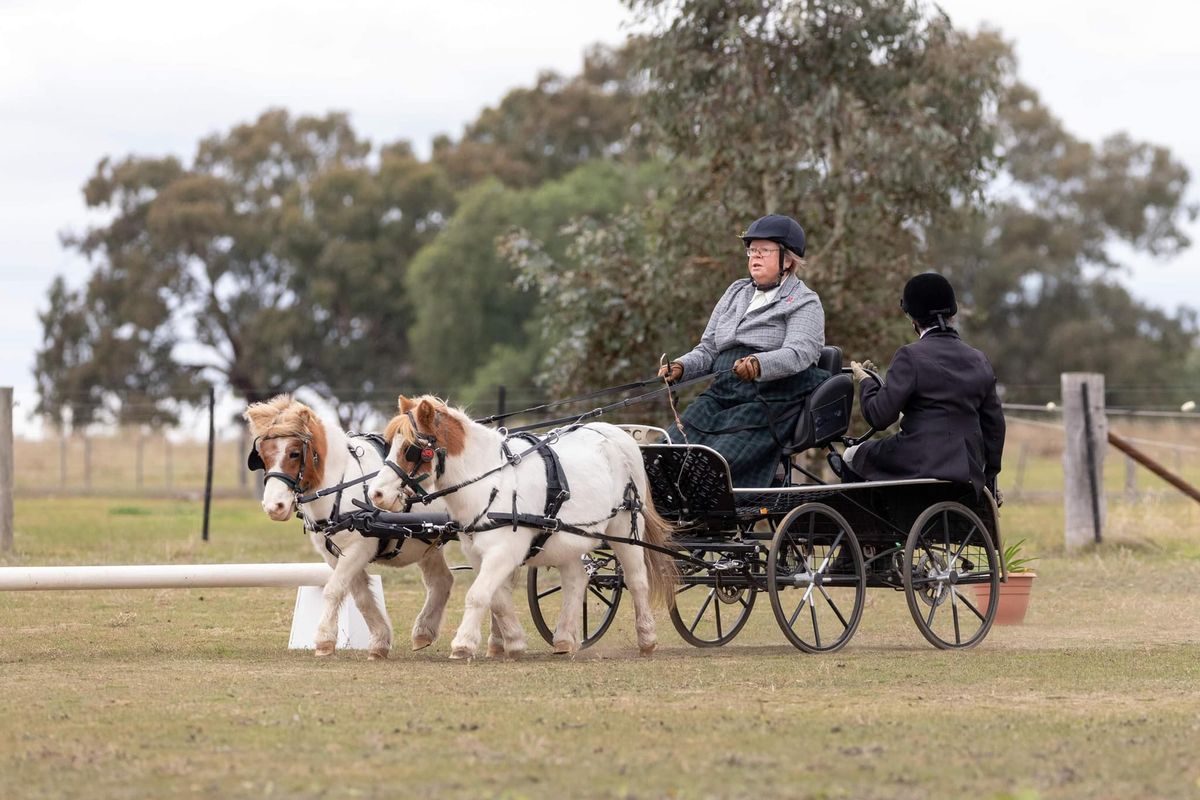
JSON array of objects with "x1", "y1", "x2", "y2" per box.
[
  {"x1": 35, "y1": 1, "x2": 1197, "y2": 428},
  {"x1": 37, "y1": 110, "x2": 454, "y2": 428}
]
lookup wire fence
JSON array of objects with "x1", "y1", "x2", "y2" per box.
[
  {"x1": 9, "y1": 385, "x2": 1200, "y2": 502},
  {"x1": 1003, "y1": 408, "x2": 1200, "y2": 503}
]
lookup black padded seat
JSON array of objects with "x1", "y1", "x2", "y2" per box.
[{"x1": 781, "y1": 346, "x2": 854, "y2": 456}]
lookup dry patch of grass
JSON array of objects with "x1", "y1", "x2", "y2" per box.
[{"x1": 2, "y1": 496, "x2": 1200, "y2": 799}]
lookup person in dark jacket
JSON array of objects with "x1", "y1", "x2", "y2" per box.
[
  {"x1": 655, "y1": 214, "x2": 828, "y2": 487},
  {"x1": 845, "y1": 273, "x2": 1005, "y2": 496}
]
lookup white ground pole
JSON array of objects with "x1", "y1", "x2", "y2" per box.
[{"x1": 0, "y1": 563, "x2": 386, "y2": 651}]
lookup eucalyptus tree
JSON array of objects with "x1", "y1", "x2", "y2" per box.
[
  {"x1": 36, "y1": 110, "x2": 455, "y2": 426},
  {"x1": 521, "y1": 0, "x2": 1011, "y2": 393}
]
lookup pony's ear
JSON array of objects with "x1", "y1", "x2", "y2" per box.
[
  {"x1": 397, "y1": 395, "x2": 415, "y2": 413},
  {"x1": 243, "y1": 402, "x2": 277, "y2": 435},
  {"x1": 413, "y1": 397, "x2": 441, "y2": 430},
  {"x1": 294, "y1": 406, "x2": 316, "y2": 434}
]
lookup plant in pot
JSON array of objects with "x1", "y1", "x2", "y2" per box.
[{"x1": 974, "y1": 538, "x2": 1037, "y2": 625}]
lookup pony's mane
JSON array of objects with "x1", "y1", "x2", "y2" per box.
[
  {"x1": 245, "y1": 394, "x2": 317, "y2": 440},
  {"x1": 244, "y1": 394, "x2": 329, "y2": 488},
  {"x1": 385, "y1": 395, "x2": 468, "y2": 455},
  {"x1": 384, "y1": 411, "x2": 415, "y2": 444}
]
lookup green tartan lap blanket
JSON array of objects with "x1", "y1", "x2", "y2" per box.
[{"x1": 666, "y1": 346, "x2": 829, "y2": 487}]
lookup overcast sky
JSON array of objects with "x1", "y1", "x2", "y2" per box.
[{"x1": 2, "y1": 0, "x2": 1197, "y2": 432}]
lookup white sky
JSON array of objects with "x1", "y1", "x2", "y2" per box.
[{"x1": 2, "y1": 0, "x2": 1198, "y2": 433}]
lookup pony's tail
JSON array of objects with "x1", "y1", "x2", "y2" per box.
[{"x1": 639, "y1": 489, "x2": 679, "y2": 610}]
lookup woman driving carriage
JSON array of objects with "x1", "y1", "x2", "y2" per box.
[
  {"x1": 656, "y1": 214, "x2": 829, "y2": 487},
  {"x1": 845, "y1": 272, "x2": 1006, "y2": 496}
]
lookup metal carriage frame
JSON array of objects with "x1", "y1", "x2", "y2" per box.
[{"x1": 525, "y1": 348, "x2": 1007, "y2": 655}]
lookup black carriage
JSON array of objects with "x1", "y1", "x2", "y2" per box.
[{"x1": 526, "y1": 346, "x2": 1005, "y2": 653}]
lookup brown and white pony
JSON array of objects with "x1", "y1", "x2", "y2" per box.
[
  {"x1": 244, "y1": 395, "x2": 454, "y2": 659},
  {"x1": 368, "y1": 395, "x2": 677, "y2": 659}
]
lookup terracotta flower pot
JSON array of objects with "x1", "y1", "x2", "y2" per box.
[{"x1": 974, "y1": 572, "x2": 1036, "y2": 625}]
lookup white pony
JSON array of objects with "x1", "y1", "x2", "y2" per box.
[
  {"x1": 368, "y1": 395, "x2": 678, "y2": 659},
  {"x1": 244, "y1": 395, "x2": 454, "y2": 660}
]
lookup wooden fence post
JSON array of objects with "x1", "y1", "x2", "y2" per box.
[
  {"x1": 135, "y1": 427, "x2": 145, "y2": 490},
  {"x1": 237, "y1": 427, "x2": 249, "y2": 491},
  {"x1": 59, "y1": 431, "x2": 67, "y2": 487},
  {"x1": 164, "y1": 436, "x2": 173, "y2": 492},
  {"x1": 83, "y1": 434, "x2": 92, "y2": 492},
  {"x1": 1124, "y1": 455, "x2": 1138, "y2": 503},
  {"x1": 1, "y1": 388, "x2": 13, "y2": 553},
  {"x1": 1012, "y1": 442, "x2": 1029, "y2": 500},
  {"x1": 1063, "y1": 373, "x2": 1106, "y2": 550}
]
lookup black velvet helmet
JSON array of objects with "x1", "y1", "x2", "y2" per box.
[
  {"x1": 740, "y1": 214, "x2": 806, "y2": 257},
  {"x1": 901, "y1": 273, "x2": 958, "y2": 322}
]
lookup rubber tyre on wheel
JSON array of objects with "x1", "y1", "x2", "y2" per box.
[
  {"x1": 526, "y1": 553, "x2": 623, "y2": 649},
  {"x1": 766, "y1": 502, "x2": 865, "y2": 654},
  {"x1": 902, "y1": 501, "x2": 999, "y2": 649},
  {"x1": 669, "y1": 546, "x2": 757, "y2": 647}
]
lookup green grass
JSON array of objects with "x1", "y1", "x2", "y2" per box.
[{"x1": 3, "y1": 496, "x2": 1200, "y2": 799}]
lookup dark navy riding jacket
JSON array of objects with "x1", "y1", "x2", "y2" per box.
[{"x1": 850, "y1": 329, "x2": 1005, "y2": 492}]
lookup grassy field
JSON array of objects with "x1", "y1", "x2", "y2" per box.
[{"x1": 3, "y1": 495, "x2": 1200, "y2": 799}]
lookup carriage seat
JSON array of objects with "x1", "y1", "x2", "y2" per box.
[{"x1": 780, "y1": 345, "x2": 854, "y2": 456}]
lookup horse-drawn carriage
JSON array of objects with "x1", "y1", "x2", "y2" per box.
[
  {"x1": 343, "y1": 345, "x2": 1005, "y2": 655},
  {"x1": 519, "y1": 345, "x2": 1005, "y2": 653},
  {"x1": 246, "y1": 345, "x2": 1003, "y2": 657}
]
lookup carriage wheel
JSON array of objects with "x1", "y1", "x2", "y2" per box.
[
  {"x1": 526, "y1": 553, "x2": 623, "y2": 649},
  {"x1": 669, "y1": 547, "x2": 757, "y2": 647},
  {"x1": 903, "y1": 501, "x2": 999, "y2": 650},
  {"x1": 766, "y1": 503, "x2": 865, "y2": 654}
]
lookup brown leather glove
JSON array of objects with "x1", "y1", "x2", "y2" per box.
[
  {"x1": 733, "y1": 355, "x2": 761, "y2": 382},
  {"x1": 657, "y1": 361, "x2": 684, "y2": 384}
]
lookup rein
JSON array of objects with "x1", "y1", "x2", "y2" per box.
[
  {"x1": 503, "y1": 370, "x2": 728, "y2": 434},
  {"x1": 473, "y1": 375, "x2": 671, "y2": 426},
  {"x1": 474, "y1": 369, "x2": 727, "y2": 431}
]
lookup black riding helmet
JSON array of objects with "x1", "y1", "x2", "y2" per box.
[
  {"x1": 901, "y1": 272, "x2": 958, "y2": 331},
  {"x1": 740, "y1": 214, "x2": 806, "y2": 290}
]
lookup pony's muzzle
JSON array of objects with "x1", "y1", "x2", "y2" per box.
[
  {"x1": 370, "y1": 487, "x2": 403, "y2": 511},
  {"x1": 263, "y1": 499, "x2": 293, "y2": 521}
]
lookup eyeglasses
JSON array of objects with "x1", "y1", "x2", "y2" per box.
[{"x1": 746, "y1": 247, "x2": 782, "y2": 258}]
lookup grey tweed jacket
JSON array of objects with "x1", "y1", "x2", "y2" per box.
[{"x1": 675, "y1": 273, "x2": 825, "y2": 382}]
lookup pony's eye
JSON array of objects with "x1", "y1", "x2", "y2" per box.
[{"x1": 289, "y1": 451, "x2": 301, "y2": 459}]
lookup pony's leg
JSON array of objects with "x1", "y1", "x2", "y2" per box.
[
  {"x1": 611, "y1": 526, "x2": 658, "y2": 655},
  {"x1": 551, "y1": 555, "x2": 588, "y2": 654},
  {"x1": 313, "y1": 539, "x2": 379, "y2": 658},
  {"x1": 449, "y1": 542, "x2": 524, "y2": 660},
  {"x1": 458, "y1": 540, "x2": 504, "y2": 657},
  {"x1": 346, "y1": 564, "x2": 394, "y2": 660},
  {"x1": 488, "y1": 568, "x2": 527, "y2": 658},
  {"x1": 411, "y1": 547, "x2": 453, "y2": 651}
]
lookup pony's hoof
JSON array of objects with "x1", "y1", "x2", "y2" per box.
[
  {"x1": 487, "y1": 643, "x2": 505, "y2": 658},
  {"x1": 411, "y1": 635, "x2": 434, "y2": 651},
  {"x1": 368, "y1": 648, "x2": 389, "y2": 661},
  {"x1": 638, "y1": 643, "x2": 657, "y2": 657},
  {"x1": 552, "y1": 640, "x2": 575, "y2": 655},
  {"x1": 449, "y1": 647, "x2": 475, "y2": 660},
  {"x1": 314, "y1": 642, "x2": 335, "y2": 657}
]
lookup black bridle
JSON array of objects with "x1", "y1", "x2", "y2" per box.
[
  {"x1": 382, "y1": 411, "x2": 447, "y2": 502},
  {"x1": 247, "y1": 434, "x2": 317, "y2": 493}
]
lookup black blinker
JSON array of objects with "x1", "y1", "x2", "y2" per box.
[{"x1": 247, "y1": 446, "x2": 265, "y2": 472}]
